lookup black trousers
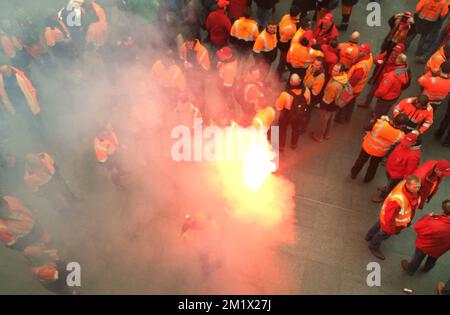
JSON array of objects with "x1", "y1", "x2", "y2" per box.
[
  {"x1": 351, "y1": 148, "x2": 383, "y2": 183},
  {"x1": 408, "y1": 247, "x2": 438, "y2": 274},
  {"x1": 437, "y1": 99, "x2": 450, "y2": 143},
  {"x1": 380, "y1": 172, "x2": 402, "y2": 198},
  {"x1": 374, "y1": 98, "x2": 398, "y2": 118},
  {"x1": 276, "y1": 42, "x2": 290, "y2": 77},
  {"x1": 335, "y1": 96, "x2": 357, "y2": 123},
  {"x1": 279, "y1": 109, "x2": 307, "y2": 148}
]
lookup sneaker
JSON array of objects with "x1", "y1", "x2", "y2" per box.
[
  {"x1": 357, "y1": 102, "x2": 369, "y2": 108},
  {"x1": 401, "y1": 259, "x2": 413, "y2": 276},
  {"x1": 369, "y1": 247, "x2": 385, "y2": 260},
  {"x1": 372, "y1": 195, "x2": 385, "y2": 203},
  {"x1": 310, "y1": 132, "x2": 323, "y2": 143}
]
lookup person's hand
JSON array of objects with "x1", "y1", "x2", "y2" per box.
[
  {"x1": 377, "y1": 60, "x2": 384, "y2": 65},
  {"x1": 411, "y1": 129, "x2": 420, "y2": 135}
]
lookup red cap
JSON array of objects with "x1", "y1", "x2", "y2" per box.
[
  {"x1": 401, "y1": 132, "x2": 418, "y2": 146},
  {"x1": 393, "y1": 43, "x2": 405, "y2": 53},
  {"x1": 359, "y1": 43, "x2": 371, "y2": 54},
  {"x1": 217, "y1": 0, "x2": 230, "y2": 8},
  {"x1": 436, "y1": 160, "x2": 450, "y2": 176},
  {"x1": 321, "y1": 13, "x2": 333, "y2": 24},
  {"x1": 404, "y1": 11, "x2": 413, "y2": 18},
  {"x1": 216, "y1": 46, "x2": 233, "y2": 61}
]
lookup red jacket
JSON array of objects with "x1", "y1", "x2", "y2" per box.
[
  {"x1": 381, "y1": 185, "x2": 420, "y2": 235},
  {"x1": 374, "y1": 65, "x2": 410, "y2": 101},
  {"x1": 228, "y1": 0, "x2": 250, "y2": 21},
  {"x1": 321, "y1": 44, "x2": 339, "y2": 76},
  {"x1": 205, "y1": 9, "x2": 232, "y2": 46},
  {"x1": 386, "y1": 143, "x2": 421, "y2": 179},
  {"x1": 313, "y1": 22, "x2": 339, "y2": 46},
  {"x1": 413, "y1": 160, "x2": 448, "y2": 209},
  {"x1": 415, "y1": 213, "x2": 450, "y2": 258},
  {"x1": 393, "y1": 97, "x2": 434, "y2": 134}
]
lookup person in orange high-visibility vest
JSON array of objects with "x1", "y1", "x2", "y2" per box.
[
  {"x1": 229, "y1": 8, "x2": 259, "y2": 55},
  {"x1": 0, "y1": 195, "x2": 50, "y2": 251},
  {"x1": 216, "y1": 46, "x2": 238, "y2": 111},
  {"x1": 277, "y1": 6, "x2": 301, "y2": 78},
  {"x1": 336, "y1": 42, "x2": 373, "y2": 124},
  {"x1": 393, "y1": 95, "x2": 434, "y2": 134},
  {"x1": 419, "y1": 61, "x2": 450, "y2": 109},
  {"x1": 365, "y1": 175, "x2": 421, "y2": 260},
  {"x1": 409, "y1": 0, "x2": 449, "y2": 62},
  {"x1": 84, "y1": 0, "x2": 108, "y2": 49},
  {"x1": 351, "y1": 114, "x2": 409, "y2": 183},
  {"x1": 253, "y1": 21, "x2": 278, "y2": 77},
  {"x1": 24, "y1": 245, "x2": 77, "y2": 295},
  {"x1": 0, "y1": 20, "x2": 23, "y2": 61},
  {"x1": 94, "y1": 123, "x2": 126, "y2": 190},
  {"x1": 338, "y1": 32, "x2": 360, "y2": 70},
  {"x1": 287, "y1": 37, "x2": 324, "y2": 79},
  {"x1": 426, "y1": 42, "x2": 450, "y2": 75},
  {"x1": 24, "y1": 153, "x2": 78, "y2": 215},
  {"x1": 44, "y1": 13, "x2": 73, "y2": 59},
  {"x1": 291, "y1": 18, "x2": 313, "y2": 49}
]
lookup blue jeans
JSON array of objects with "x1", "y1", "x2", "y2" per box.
[
  {"x1": 366, "y1": 221, "x2": 391, "y2": 250},
  {"x1": 408, "y1": 247, "x2": 437, "y2": 274},
  {"x1": 256, "y1": 6, "x2": 273, "y2": 30}
]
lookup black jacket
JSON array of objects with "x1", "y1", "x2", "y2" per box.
[{"x1": 292, "y1": 0, "x2": 316, "y2": 11}]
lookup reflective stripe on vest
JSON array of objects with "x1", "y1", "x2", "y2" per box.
[{"x1": 380, "y1": 181, "x2": 413, "y2": 227}]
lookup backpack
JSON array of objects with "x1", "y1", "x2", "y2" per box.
[{"x1": 334, "y1": 80, "x2": 354, "y2": 108}]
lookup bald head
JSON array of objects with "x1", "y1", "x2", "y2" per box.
[
  {"x1": 289, "y1": 73, "x2": 301, "y2": 86},
  {"x1": 396, "y1": 53, "x2": 408, "y2": 65},
  {"x1": 349, "y1": 32, "x2": 360, "y2": 43}
]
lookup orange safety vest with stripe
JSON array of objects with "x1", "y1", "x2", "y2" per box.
[
  {"x1": 24, "y1": 153, "x2": 56, "y2": 193},
  {"x1": 347, "y1": 55, "x2": 373, "y2": 94},
  {"x1": 230, "y1": 17, "x2": 259, "y2": 42},
  {"x1": 279, "y1": 14, "x2": 298, "y2": 43},
  {"x1": 275, "y1": 88, "x2": 312, "y2": 110},
  {"x1": 151, "y1": 60, "x2": 187, "y2": 92},
  {"x1": 426, "y1": 46, "x2": 447, "y2": 75},
  {"x1": 180, "y1": 40, "x2": 211, "y2": 71},
  {"x1": 45, "y1": 19, "x2": 70, "y2": 47},
  {"x1": 380, "y1": 181, "x2": 413, "y2": 228},
  {"x1": 253, "y1": 30, "x2": 277, "y2": 53},
  {"x1": 0, "y1": 196, "x2": 34, "y2": 247},
  {"x1": 287, "y1": 44, "x2": 323, "y2": 69},
  {"x1": 362, "y1": 118, "x2": 404, "y2": 157},
  {"x1": 0, "y1": 67, "x2": 40, "y2": 115},
  {"x1": 0, "y1": 34, "x2": 22, "y2": 59},
  {"x1": 418, "y1": 73, "x2": 450, "y2": 101},
  {"x1": 85, "y1": 1, "x2": 108, "y2": 48},
  {"x1": 417, "y1": 0, "x2": 449, "y2": 22},
  {"x1": 217, "y1": 59, "x2": 238, "y2": 87},
  {"x1": 393, "y1": 97, "x2": 434, "y2": 133},
  {"x1": 25, "y1": 248, "x2": 59, "y2": 284},
  {"x1": 339, "y1": 42, "x2": 360, "y2": 69},
  {"x1": 95, "y1": 128, "x2": 119, "y2": 163},
  {"x1": 252, "y1": 106, "x2": 276, "y2": 131},
  {"x1": 304, "y1": 65, "x2": 326, "y2": 96},
  {"x1": 291, "y1": 27, "x2": 306, "y2": 47}
]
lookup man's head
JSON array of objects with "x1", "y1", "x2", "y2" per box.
[
  {"x1": 289, "y1": 73, "x2": 301, "y2": 87},
  {"x1": 414, "y1": 95, "x2": 429, "y2": 109},
  {"x1": 216, "y1": 46, "x2": 233, "y2": 62},
  {"x1": 184, "y1": 33, "x2": 198, "y2": 49},
  {"x1": 359, "y1": 43, "x2": 371, "y2": 57},
  {"x1": 349, "y1": 32, "x2": 360, "y2": 44},
  {"x1": 405, "y1": 175, "x2": 421, "y2": 194},
  {"x1": 393, "y1": 43, "x2": 406, "y2": 55},
  {"x1": 331, "y1": 63, "x2": 345, "y2": 77},
  {"x1": 300, "y1": 17, "x2": 312, "y2": 30},
  {"x1": 434, "y1": 160, "x2": 450, "y2": 178},
  {"x1": 217, "y1": 0, "x2": 229, "y2": 11},
  {"x1": 312, "y1": 56, "x2": 324, "y2": 71},
  {"x1": 321, "y1": 13, "x2": 333, "y2": 28},
  {"x1": 300, "y1": 37, "x2": 309, "y2": 47},
  {"x1": 395, "y1": 53, "x2": 408, "y2": 66},
  {"x1": 442, "y1": 200, "x2": 450, "y2": 216},
  {"x1": 266, "y1": 21, "x2": 277, "y2": 35},
  {"x1": 440, "y1": 61, "x2": 450, "y2": 77},
  {"x1": 392, "y1": 113, "x2": 409, "y2": 128},
  {"x1": 290, "y1": 6, "x2": 301, "y2": 22},
  {"x1": 329, "y1": 39, "x2": 339, "y2": 49}
]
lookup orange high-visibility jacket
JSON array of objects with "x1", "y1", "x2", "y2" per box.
[
  {"x1": 25, "y1": 247, "x2": 59, "y2": 284},
  {"x1": 279, "y1": 14, "x2": 298, "y2": 43},
  {"x1": 180, "y1": 40, "x2": 211, "y2": 71},
  {"x1": 393, "y1": 97, "x2": 434, "y2": 133},
  {"x1": 85, "y1": 1, "x2": 108, "y2": 48},
  {"x1": 426, "y1": 46, "x2": 447, "y2": 75},
  {"x1": 0, "y1": 33, "x2": 22, "y2": 58},
  {"x1": 252, "y1": 106, "x2": 276, "y2": 130},
  {"x1": 0, "y1": 67, "x2": 40, "y2": 115},
  {"x1": 380, "y1": 181, "x2": 414, "y2": 228},
  {"x1": 45, "y1": 19, "x2": 70, "y2": 47},
  {"x1": 287, "y1": 44, "x2": 323, "y2": 68},
  {"x1": 418, "y1": 72, "x2": 450, "y2": 101},
  {"x1": 253, "y1": 30, "x2": 277, "y2": 53},
  {"x1": 347, "y1": 55, "x2": 373, "y2": 94},
  {"x1": 95, "y1": 127, "x2": 119, "y2": 163},
  {"x1": 339, "y1": 42, "x2": 360, "y2": 69},
  {"x1": 217, "y1": 59, "x2": 238, "y2": 88},
  {"x1": 416, "y1": 0, "x2": 449, "y2": 22},
  {"x1": 304, "y1": 65, "x2": 326, "y2": 96},
  {"x1": 24, "y1": 153, "x2": 56, "y2": 193},
  {"x1": 275, "y1": 88, "x2": 312, "y2": 110},
  {"x1": 151, "y1": 60, "x2": 187, "y2": 92},
  {"x1": 291, "y1": 27, "x2": 307, "y2": 48},
  {"x1": 0, "y1": 196, "x2": 34, "y2": 247},
  {"x1": 362, "y1": 118, "x2": 404, "y2": 157},
  {"x1": 230, "y1": 17, "x2": 259, "y2": 42}
]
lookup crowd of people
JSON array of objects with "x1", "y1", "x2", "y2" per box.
[{"x1": 0, "y1": 0, "x2": 449, "y2": 295}]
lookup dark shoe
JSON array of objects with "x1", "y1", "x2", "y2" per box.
[
  {"x1": 310, "y1": 132, "x2": 323, "y2": 143},
  {"x1": 338, "y1": 23, "x2": 348, "y2": 31},
  {"x1": 372, "y1": 195, "x2": 385, "y2": 203},
  {"x1": 401, "y1": 259, "x2": 413, "y2": 276},
  {"x1": 357, "y1": 102, "x2": 369, "y2": 108},
  {"x1": 422, "y1": 264, "x2": 434, "y2": 273},
  {"x1": 369, "y1": 247, "x2": 385, "y2": 260}
]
